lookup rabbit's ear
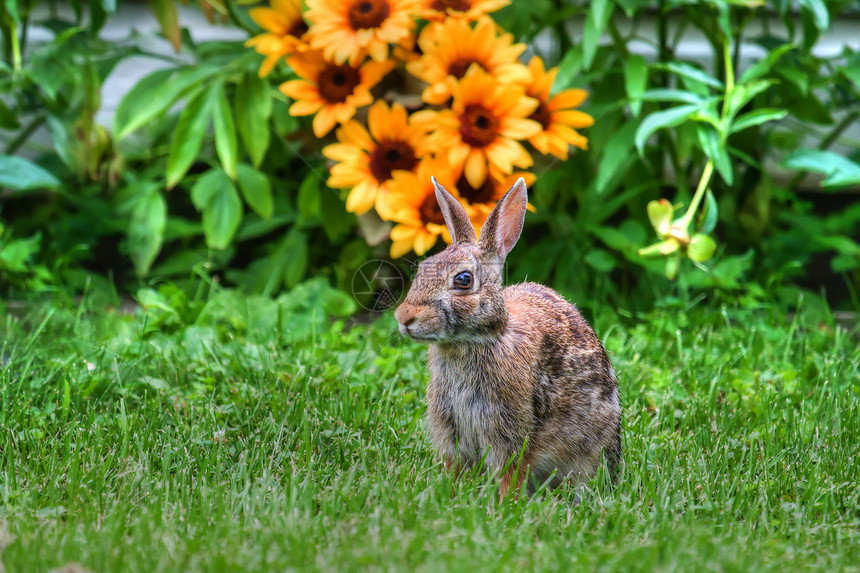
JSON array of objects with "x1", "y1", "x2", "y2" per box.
[
  {"x1": 433, "y1": 176, "x2": 477, "y2": 245},
  {"x1": 479, "y1": 177, "x2": 528, "y2": 260}
]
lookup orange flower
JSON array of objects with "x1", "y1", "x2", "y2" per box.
[
  {"x1": 420, "y1": 0, "x2": 511, "y2": 22},
  {"x1": 454, "y1": 169, "x2": 536, "y2": 228},
  {"x1": 245, "y1": 0, "x2": 309, "y2": 77},
  {"x1": 412, "y1": 66, "x2": 540, "y2": 188},
  {"x1": 280, "y1": 50, "x2": 393, "y2": 137},
  {"x1": 305, "y1": 0, "x2": 421, "y2": 66},
  {"x1": 322, "y1": 101, "x2": 431, "y2": 215},
  {"x1": 525, "y1": 57, "x2": 593, "y2": 160},
  {"x1": 381, "y1": 160, "x2": 460, "y2": 257},
  {"x1": 407, "y1": 17, "x2": 529, "y2": 105}
]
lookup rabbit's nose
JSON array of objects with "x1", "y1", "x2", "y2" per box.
[{"x1": 394, "y1": 304, "x2": 415, "y2": 327}]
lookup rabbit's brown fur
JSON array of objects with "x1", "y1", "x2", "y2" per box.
[{"x1": 395, "y1": 177, "x2": 622, "y2": 500}]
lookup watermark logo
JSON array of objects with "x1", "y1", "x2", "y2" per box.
[{"x1": 351, "y1": 259, "x2": 406, "y2": 312}]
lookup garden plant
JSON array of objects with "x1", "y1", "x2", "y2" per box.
[{"x1": 0, "y1": 0, "x2": 859, "y2": 571}]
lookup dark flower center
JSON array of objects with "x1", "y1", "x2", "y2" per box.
[
  {"x1": 369, "y1": 141, "x2": 418, "y2": 183},
  {"x1": 448, "y1": 59, "x2": 483, "y2": 80},
  {"x1": 529, "y1": 100, "x2": 552, "y2": 130},
  {"x1": 419, "y1": 192, "x2": 446, "y2": 226},
  {"x1": 287, "y1": 19, "x2": 309, "y2": 38},
  {"x1": 348, "y1": 0, "x2": 391, "y2": 30},
  {"x1": 431, "y1": 0, "x2": 472, "y2": 12},
  {"x1": 456, "y1": 174, "x2": 495, "y2": 204},
  {"x1": 317, "y1": 64, "x2": 362, "y2": 103},
  {"x1": 459, "y1": 104, "x2": 498, "y2": 147}
]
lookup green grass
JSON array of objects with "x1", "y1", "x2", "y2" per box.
[{"x1": 1, "y1": 292, "x2": 859, "y2": 572}]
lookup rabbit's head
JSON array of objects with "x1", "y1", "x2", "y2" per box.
[{"x1": 394, "y1": 177, "x2": 528, "y2": 343}]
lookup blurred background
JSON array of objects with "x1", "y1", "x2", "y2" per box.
[{"x1": 1, "y1": 0, "x2": 859, "y2": 321}]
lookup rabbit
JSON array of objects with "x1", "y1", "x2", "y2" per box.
[{"x1": 393, "y1": 176, "x2": 622, "y2": 501}]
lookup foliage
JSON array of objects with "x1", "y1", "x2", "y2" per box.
[
  {"x1": 0, "y1": 0, "x2": 859, "y2": 310},
  {"x1": 1, "y1": 297, "x2": 858, "y2": 570}
]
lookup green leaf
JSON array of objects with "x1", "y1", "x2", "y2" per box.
[
  {"x1": 283, "y1": 227, "x2": 308, "y2": 288},
  {"x1": 730, "y1": 108, "x2": 788, "y2": 133},
  {"x1": 639, "y1": 89, "x2": 706, "y2": 105},
  {"x1": 235, "y1": 72, "x2": 272, "y2": 168},
  {"x1": 0, "y1": 156, "x2": 61, "y2": 190},
  {"x1": 687, "y1": 233, "x2": 717, "y2": 263},
  {"x1": 595, "y1": 121, "x2": 637, "y2": 194},
  {"x1": 584, "y1": 248, "x2": 616, "y2": 273},
  {"x1": 725, "y1": 79, "x2": 774, "y2": 120},
  {"x1": 149, "y1": 0, "x2": 181, "y2": 50},
  {"x1": 838, "y1": 52, "x2": 860, "y2": 89},
  {"x1": 320, "y1": 187, "x2": 354, "y2": 242},
  {"x1": 665, "y1": 253, "x2": 681, "y2": 279},
  {"x1": 552, "y1": 46, "x2": 584, "y2": 93},
  {"x1": 212, "y1": 83, "x2": 238, "y2": 180},
  {"x1": 798, "y1": 0, "x2": 828, "y2": 31},
  {"x1": 697, "y1": 127, "x2": 733, "y2": 185},
  {"x1": 166, "y1": 88, "x2": 213, "y2": 189},
  {"x1": 115, "y1": 66, "x2": 220, "y2": 139},
  {"x1": 698, "y1": 189, "x2": 718, "y2": 234},
  {"x1": 625, "y1": 55, "x2": 648, "y2": 117},
  {"x1": 298, "y1": 173, "x2": 321, "y2": 221},
  {"x1": 128, "y1": 187, "x2": 167, "y2": 276},
  {"x1": 657, "y1": 62, "x2": 724, "y2": 90},
  {"x1": 0, "y1": 99, "x2": 19, "y2": 129},
  {"x1": 236, "y1": 164, "x2": 273, "y2": 220},
  {"x1": 739, "y1": 44, "x2": 794, "y2": 84},
  {"x1": 583, "y1": 0, "x2": 613, "y2": 70},
  {"x1": 0, "y1": 236, "x2": 40, "y2": 272},
  {"x1": 191, "y1": 169, "x2": 243, "y2": 249},
  {"x1": 781, "y1": 150, "x2": 860, "y2": 189},
  {"x1": 634, "y1": 104, "x2": 699, "y2": 155}
]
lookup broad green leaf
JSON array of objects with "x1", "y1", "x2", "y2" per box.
[
  {"x1": 115, "y1": 66, "x2": 220, "y2": 138},
  {"x1": 726, "y1": 79, "x2": 774, "y2": 119},
  {"x1": 584, "y1": 248, "x2": 616, "y2": 273},
  {"x1": 191, "y1": 169, "x2": 243, "y2": 250},
  {"x1": 283, "y1": 227, "x2": 308, "y2": 288},
  {"x1": 128, "y1": 188, "x2": 166, "y2": 275},
  {"x1": 798, "y1": 0, "x2": 828, "y2": 31},
  {"x1": 697, "y1": 127, "x2": 733, "y2": 185},
  {"x1": 634, "y1": 104, "x2": 700, "y2": 155},
  {"x1": 625, "y1": 55, "x2": 648, "y2": 117},
  {"x1": 688, "y1": 233, "x2": 717, "y2": 263},
  {"x1": 0, "y1": 235, "x2": 40, "y2": 272},
  {"x1": 298, "y1": 173, "x2": 321, "y2": 220},
  {"x1": 235, "y1": 72, "x2": 272, "y2": 167},
  {"x1": 552, "y1": 46, "x2": 584, "y2": 93},
  {"x1": 657, "y1": 62, "x2": 724, "y2": 90},
  {"x1": 0, "y1": 156, "x2": 61, "y2": 190},
  {"x1": 730, "y1": 108, "x2": 788, "y2": 133},
  {"x1": 166, "y1": 88, "x2": 213, "y2": 189},
  {"x1": 781, "y1": 150, "x2": 860, "y2": 189},
  {"x1": 838, "y1": 52, "x2": 860, "y2": 89},
  {"x1": 236, "y1": 164, "x2": 273, "y2": 220},
  {"x1": 595, "y1": 121, "x2": 637, "y2": 194},
  {"x1": 583, "y1": 0, "x2": 613, "y2": 69},
  {"x1": 320, "y1": 187, "x2": 354, "y2": 242},
  {"x1": 212, "y1": 83, "x2": 238, "y2": 179},
  {"x1": 647, "y1": 199, "x2": 674, "y2": 236},
  {"x1": 739, "y1": 44, "x2": 794, "y2": 84},
  {"x1": 0, "y1": 99, "x2": 19, "y2": 129}
]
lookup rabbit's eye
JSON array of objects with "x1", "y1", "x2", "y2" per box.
[{"x1": 453, "y1": 271, "x2": 473, "y2": 290}]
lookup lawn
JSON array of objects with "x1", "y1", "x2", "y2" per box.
[{"x1": 1, "y1": 293, "x2": 858, "y2": 572}]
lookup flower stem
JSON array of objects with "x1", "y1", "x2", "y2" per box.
[
  {"x1": 678, "y1": 160, "x2": 714, "y2": 231},
  {"x1": 10, "y1": 24, "x2": 21, "y2": 73}
]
